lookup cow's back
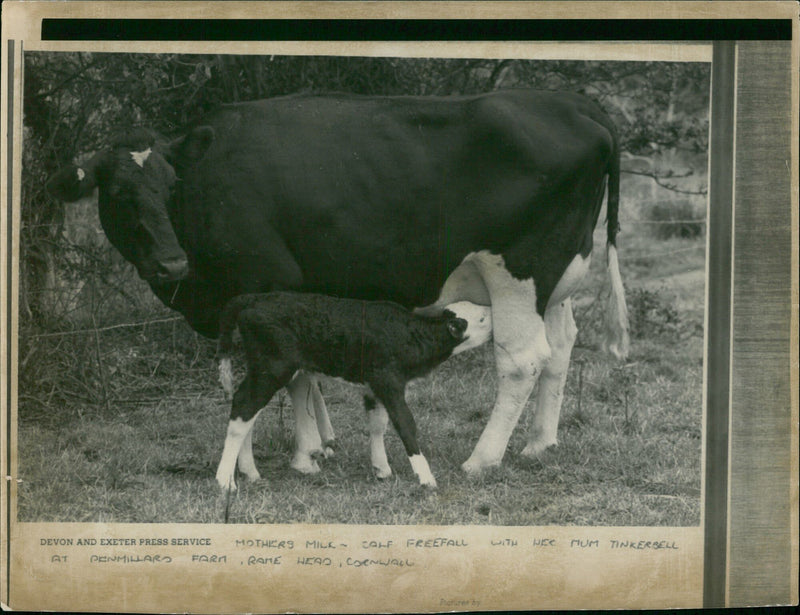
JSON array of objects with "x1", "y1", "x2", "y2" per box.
[
  {"x1": 200, "y1": 90, "x2": 612, "y2": 188},
  {"x1": 178, "y1": 89, "x2": 617, "y2": 308}
]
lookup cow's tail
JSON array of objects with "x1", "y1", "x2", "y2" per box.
[
  {"x1": 602, "y1": 132, "x2": 630, "y2": 360},
  {"x1": 217, "y1": 295, "x2": 261, "y2": 400}
]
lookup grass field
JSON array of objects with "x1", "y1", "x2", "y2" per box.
[{"x1": 17, "y1": 214, "x2": 705, "y2": 525}]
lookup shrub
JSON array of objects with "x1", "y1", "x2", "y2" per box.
[
  {"x1": 19, "y1": 318, "x2": 217, "y2": 426},
  {"x1": 645, "y1": 200, "x2": 705, "y2": 239},
  {"x1": 627, "y1": 287, "x2": 681, "y2": 340}
]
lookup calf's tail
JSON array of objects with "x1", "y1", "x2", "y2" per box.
[
  {"x1": 217, "y1": 295, "x2": 263, "y2": 399},
  {"x1": 602, "y1": 133, "x2": 630, "y2": 360}
]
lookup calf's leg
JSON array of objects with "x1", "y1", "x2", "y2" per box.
[
  {"x1": 364, "y1": 393, "x2": 392, "y2": 479},
  {"x1": 287, "y1": 373, "x2": 328, "y2": 474},
  {"x1": 310, "y1": 376, "x2": 336, "y2": 456},
  {"x1": 216, "y1": 372, "x2": 282, "y2": 490},
  {"x1": 236, "y1": 427, "x2": 261, "y2": 481},
  {"x1": 373, "y1": 381, "x2": 436, "y2": 488}
]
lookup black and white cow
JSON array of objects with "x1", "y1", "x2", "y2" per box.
[
  {"x1": 47, "y1": 88, "x2": 629, "y2": 476},
  {"x1": 215, "y1": 292, "x2": 492, "y2": 489}
]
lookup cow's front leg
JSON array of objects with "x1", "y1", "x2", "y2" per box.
[
  {"x1": 461, "y1": 252, "x2": 551, "y2": 474},
  {"x1": 287, "y1": 372, "x2": 324, "y2": 474},
  {"x1": 522, "y1": 298, "x2": 577, "y2": 457}
]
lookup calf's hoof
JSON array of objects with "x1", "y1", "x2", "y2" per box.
[
  {"x1": 417, "y1": 477, "x2": 438, "y2": 489},
  {"x1": 290, "y1": 453, "x2": 321, "y2": 475},
  {"x1": 409, "y1": 454, "x2": 437, "y2": 488},
  {"x1": 216, "y1": 475, "x2": 237, "y2": 492},
  {"x1": 521, "y1": 440, "x2": 557, "y2": 458},
  {"x1": 241, "y1": 469, "x2": 262, "y2": 482},
  {"x1": 373, "y1": 465, "x2": 393, "y2": 480},
  {"x1": 323, "y1": 440, "x2": 336, "y2": 458}
]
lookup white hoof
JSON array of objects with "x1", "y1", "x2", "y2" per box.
[
  {"x1": 241, "y1": 468, "x2": 261, "y2": 482},
  {"x1": 373, "y1": 465, "x2": 393, "y2": 480},
  {"x1": 419, "y1": 476, "x2": 438, "y2": 489},
  {"x1": 461, "y1": 455, "x2": 501, "y2": 475},
  {"x1": 521, "y1": 439, "x2": 557, "y2": 458},
  {"x1": 290, "y1": 453, "x2": 321, "y2": 475},
  {"x1": 409, "y1": 454, "x2": 437, "y2": 488},
  {"x1": 216, "y1": 473, "x2": 237, "y2": 491}
]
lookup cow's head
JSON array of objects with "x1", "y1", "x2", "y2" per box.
[{"x1": 46, "y1": 126, "x2": 214, "y2": 285}]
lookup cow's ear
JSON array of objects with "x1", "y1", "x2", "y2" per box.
[
  {"x1": 447, "y1": 317, "x2": 468, "y2": 339},
  {"x1": 164, "y1": 126, "x2": 214, "y2": 168},
  {"x1": 46, "y1": 151, "x2": 108, "y2": 203}
]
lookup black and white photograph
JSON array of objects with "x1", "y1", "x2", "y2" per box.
[
  {"x1": 18, "y1": 52, "x2": 708, "y2": 525},
  {"x1": 2, "y1": 2, "x2": 796, "y2": 613}
]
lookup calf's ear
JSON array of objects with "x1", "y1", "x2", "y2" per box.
[
  {"x1": 46, "y1": 151, "x2": 109, "y2": 203},
  {"x1": 446, "y1": 317, "x2": 468, "y2": 339},
  {"x1": 163, "y1": 126, "x2": 215, "y2": 168}
]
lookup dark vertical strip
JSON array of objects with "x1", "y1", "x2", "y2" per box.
[
  {"x1": 5, "y1": 39, "x2": 15, "y2": 607},
  {"x1": 727, "y1": 41, "x2": 793, "y2": 607},
  {"x1": 703, "y1": 40, "x2": 736, "y2": 608}
]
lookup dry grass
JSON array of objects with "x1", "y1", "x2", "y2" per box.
[{"x1": 17, "y1": 329, "x2": 702, "y2": 525}]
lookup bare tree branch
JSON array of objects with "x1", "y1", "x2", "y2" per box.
[{"x1": 622, "y1": 169, "x2": 707, "y2": 196}]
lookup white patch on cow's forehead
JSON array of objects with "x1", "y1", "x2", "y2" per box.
[
  {"x1": 130, "y1": 147, "x2": 152, "y2": 168},
  {"x1": 76, "y1": 168, "x2": 85, "y2": 181}
]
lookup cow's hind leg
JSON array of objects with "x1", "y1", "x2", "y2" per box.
[
  {"x1": 288, "y1": 372, "x2": 326, "y2": 474},
  {"x1": 523, "y1": 298, "x2": 577, "y2": 457},
  {"x1": 364, "y1": 393, "x2": 392, "y2": 479},
  {"x1": 461, "y1": 251, "x2": 551, "y2": 474}
]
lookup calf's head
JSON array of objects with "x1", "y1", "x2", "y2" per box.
[
  {"x1": 46, "y1": 126, "x2": 215, "y2": 285},
  {"x1": 443, "y1": 301, "x2": 493, "y2": 355}
]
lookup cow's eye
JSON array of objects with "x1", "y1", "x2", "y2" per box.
[{"x1": 134, "y1": 223, "x2": 154, "y2": 247}]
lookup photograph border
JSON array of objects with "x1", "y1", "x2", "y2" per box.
[{"x1": 2, "y1": 2, "x2": 797, "y2": 612}]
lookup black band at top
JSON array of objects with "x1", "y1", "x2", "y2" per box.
[{"x1": 41, "y1": 18, "x2": 793, "y2": 42}]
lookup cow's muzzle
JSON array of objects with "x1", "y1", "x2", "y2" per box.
[{"x1": 149, "y1": 256, "x2": 189, "y2": 283}]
